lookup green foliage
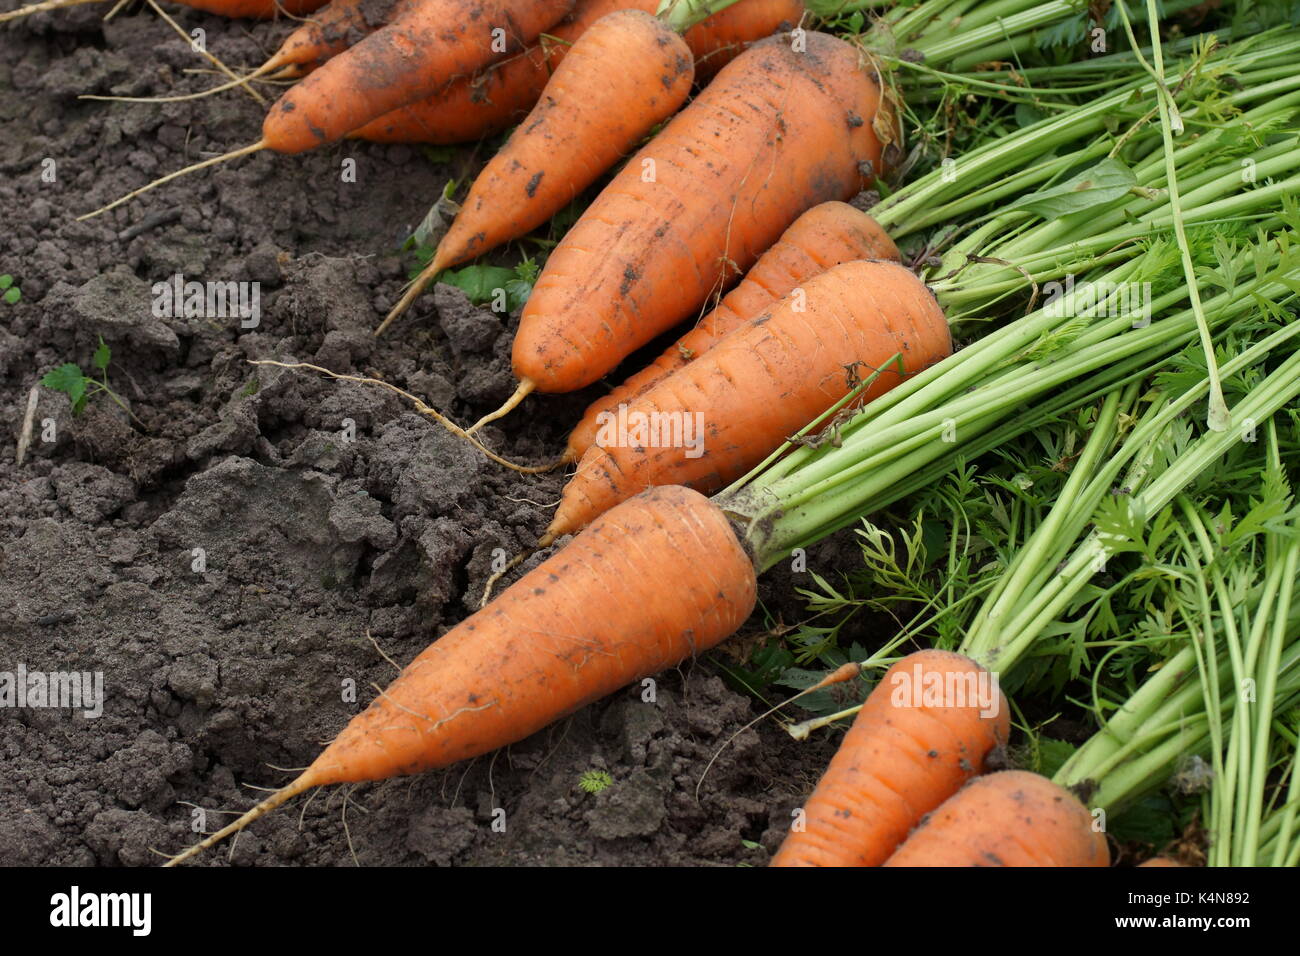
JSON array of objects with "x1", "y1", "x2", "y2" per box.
[
  {"x1": 41, "y1": 363, "x2": 89, "y2": 415},
  {"x1": 39, "y1": 336, "x2": 136, "y2": 421},
  {"x1": 1005, "y1": 158, "x2": 1139, "y2": 220},
  {"x1": 0, "y1": 274, "x2": 19, "y2": 305},
  {"x1": 438, "y1": 258, "x2": 539, "y2": 311},
  {"x1": 578, "y1": 770, "x2": 613, "y2": 794}
]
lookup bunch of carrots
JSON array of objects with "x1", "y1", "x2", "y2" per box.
[
  {"x1": 28, "y1": 0, "x2": 1297, "y2": 865},
  {"x1": 149, "y1": 7, "x2": 1300, "y2": 866}
]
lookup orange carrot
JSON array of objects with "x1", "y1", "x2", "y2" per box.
[
  {"x1": 882, "y1": 771, "x2": 1111, "y2": 867},
  {"x1": 75, "y1": 0, "x2": 578, "y2": 220},
  {"x1": 770, "y1": 650, "x2": 1009, "y2": 867},
  {"x1": 378, "y1": 9, "x2": 694, "y2": 333},
  {"x1": 1138, "y1": 856, "x2": 1187, "y2": 867},
  {"x1": 163, "y1": 485, "x2": 757, "y2": 865},
  {"x1": 259, "y1": 0, "x2": 413, "y2": 80},
  {"x1": 260, "y1": 0, "x2": 576, "y2": 155},
  {"x1": 543, "y1": 259, "x2": 947, "y2": 544},
  {"x1": 684, "y1": 0, "x2": 803, "y2": 78},
  {"x1": 471, "y1": 31, "x2": 888, "y2": 428},
  {"x1": 350, "y1": 0, "x2": 804, "y2": 145},
  {"x1": 565, "y1": 201, "x2": 899, "y2": 462}
]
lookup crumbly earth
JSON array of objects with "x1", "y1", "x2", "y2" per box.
[{"x1": 0, "y1": 6, "x2": 886, "y2": 866}]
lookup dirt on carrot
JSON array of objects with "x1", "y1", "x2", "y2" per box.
[{"x1": 2, "y1": 10, "x2": 885, "y2": 867}]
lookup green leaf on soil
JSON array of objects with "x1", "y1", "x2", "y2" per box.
[
  {"x1": 41, "y1": 363, "x2": 88, "y2": 411},
  {"x1": 92, "y1": 337, "x2": 111, "y2": 374}
]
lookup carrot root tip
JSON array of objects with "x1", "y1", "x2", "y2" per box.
[
  {"x1": 162, "y1": 773, "x2": 314, "y2": 867},
  {"x1": 467, "y1": 379, "x2": 535, "y2": 435}
]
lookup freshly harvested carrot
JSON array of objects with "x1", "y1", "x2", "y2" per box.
[
  {"x1": 261, "y1": 0, "x2": 576, "y2": 154},
  {"x1": 770, "y1": 650, "x2": 1009, "y2": 867},
  {"x1": 565, "y1": 201, "x2": 899, "y2": 462},
  {"x1": 472, "y1": 31, "x2": 888, "y2": 428},
  {"x1": 378, "y1": 10, "x2": 695, "y2": 333},
  {"x1": 351, "y1": 0, "x2": 804, "y2": 144},
  {"x1": 684, "y1": 0, "x2": 803, "y2": 78},
  {"x1": 1138, "y1": 856, "x2": 1187, "y2": 867},
  {"x1": 260, "y1": 0, "x2": 412, "y2": 79},
  {"x1": 76, "y1": 0, "x2": 577, "y2": 219},
  {"x1": 351, "y1": 0, "x2": 621, "y2": 144},
  {"x1": 882, "y1": 771, "x2": 1110, "y2": 867},
  {"x1": 544, "y1": 259, "x2": 947, "y2": 544},
  {"x1": 164, "y1": 485, "x2": 757, "y2": 865}
]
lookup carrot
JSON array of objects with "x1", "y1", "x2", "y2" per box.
[
  {"x1": 260, "y1": 0, "x2": 576, "y2": 155},
  {"x1": 770, "y1": 650, "x2": 1009, "y2": 867},
  {"x1": 564, "y1": 201, "x2": 899, "y2": 462},
  {"x1": 683, "y1": 0, "x2": 803, "y2": 78},
  {"x1": 377, "y1": 9, "x2": 695, "y2": 333},
  {"x1": 259, "y1": 0, "x2": 413, "y2": 80},
  {"x1": 882, "y1": 771, "x2": 1110, "y2": 867},
  {"x1": 1138, "y1": 856, "x2": 1187, "y2": 867},
  {"x1": 164, "y1": 484, "x2": 757, "y2": 865},
  {"x1": 469, "y1": 31, "x2": 888, "y2": 429},
  {"x1": 350, "y1": 0, "x2": 804, "y2": 144},
  {"x1": 75, "y1": 0, "x2": 578, "y2": 220},
  {"x1": 543, "y1": 259, "x2": 947, "y2": 544}
]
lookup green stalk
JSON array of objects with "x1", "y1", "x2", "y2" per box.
[{"x1": 1116, "y1": 0, "x2": 1230, "y2": 430}]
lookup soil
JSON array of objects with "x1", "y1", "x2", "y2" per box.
[{"x1": 0, "y1": 6, "x2": 883, "y2": 866}]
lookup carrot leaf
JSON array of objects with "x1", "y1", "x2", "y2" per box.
[{"x1": 1004, "y1": 157, "x2": 1138, "y2": 220}]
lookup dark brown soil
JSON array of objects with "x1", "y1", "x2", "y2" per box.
[{"x1": 0, "y1": 6, "x2": 881, "y2": 866}]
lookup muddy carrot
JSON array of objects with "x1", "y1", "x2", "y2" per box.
[
  {"x1": 882, "y1": 771, "x2": 1111, "y2": 867},
  {"x1": 164, "y1": 484, "x2": 757, "y2": 865},
  {"x1": 377, "y1": 9, "x2": 695, "y2": 333},
  {"x1": 468, "y1": 31, "x2": 888, "y2": 430},
  {"x1": 771, "y1": 650, "x2": 1010, "y2": 867},
  {"x1": 350, "y1": 0, "x2": 804, "y2": 144},
  {"x1": 564, "y1": 201, "x2": 899, "y2": 461},
  {"x1": 544, "y1": 259, "x2": 946, "y2": 544}
]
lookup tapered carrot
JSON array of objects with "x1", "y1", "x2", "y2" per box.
[
  {"x1": 261, "y1": 0, "x2": 575, "y2": 154},
  {"x1": 470, "y1": 31, "x2": 888, "y2": 429},
  {"x1": 350, "y1": 0, "x2": 804, "y2": 144},
  {"x1": 112, "y1": 0, "x2": 416, "y2": 104},
  {"x1": 164, "y1": 485, "x2": 757, "y2": 865},
  {"x1": 260, "y1": 0, "x2": 413, "y2": 79},
  {"x1": 564, "y1": 202, "x2": 899, "y2": 462},
  {"x1": 378, "y1": 9, "x2": 695, "y2": 333},
  {"x1": 349, "y1": 0, "x2": 621, "y2": 145},
  {"x1": 76, "y1": 0, "x2": 577, "y2": 220},
  {"x1": 882, "y1": 771, "x2": 1110, "y2": 867},
  {"x1": 543, "y1": 259, "x2": 947, "y2": 544},
  {"x1": 770, "y1": 650, "x2": 1009, "y2": 867}
]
